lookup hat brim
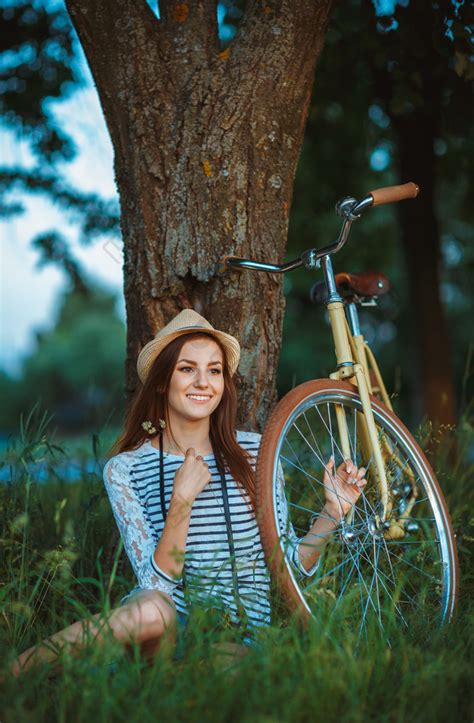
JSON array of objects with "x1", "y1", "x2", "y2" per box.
[{"x1": 137, "y1": 326, "x2": 240, "y2": 384}]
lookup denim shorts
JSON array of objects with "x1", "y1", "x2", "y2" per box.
[
  {"x1": 121, "y1": 594, "x2": 259, "y2": 655},
  {"x1": 177, "y1": 611, "x2": 189, "y2": 628},
  {"x1": 174, "y1": 612, "x2": 256, "y2": 659}
]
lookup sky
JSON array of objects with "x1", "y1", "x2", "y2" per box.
[{"x1": 0, "y1": 63, "x2": 124, "y2": 378}]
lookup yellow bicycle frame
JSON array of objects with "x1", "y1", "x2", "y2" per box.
[{"x1": 326, "y1": 299, "x2": 390, "y2": 522}]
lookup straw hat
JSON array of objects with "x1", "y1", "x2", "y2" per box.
[{"x1": 136, "y1": 309, "x2": 241, "y2": 384}]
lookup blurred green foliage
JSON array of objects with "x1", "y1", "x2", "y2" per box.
[{"x1": 0, "y1": 283, "x2": 126, "y2": 434}]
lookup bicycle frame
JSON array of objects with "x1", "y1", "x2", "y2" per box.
[
  {"x1": 345, "y1": 302, "x2": 393, "y2": 410},
  {"x1": 221, "y1": 182, "x2": 421, "y2": 529}
]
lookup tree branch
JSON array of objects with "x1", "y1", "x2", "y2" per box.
[
  {"x1": 232, "y1": 0, "x2": 334, "y2": 73},
  {"x1": 65, "y1": 0, "x2": 161, "y2": 109},
  {"x1": 214, "y1": 0, "x2": 333, "y2": 140},
  {"x1": 65, "y1": 0, "x2": 164, "y2": 154}
]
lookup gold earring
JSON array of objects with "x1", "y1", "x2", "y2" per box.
[{"x1": 141, "y1": 421, "x2": 157, "y2": 435}]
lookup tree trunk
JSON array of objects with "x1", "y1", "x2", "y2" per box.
[
  {"x1": 65, "y1": 0, "x2": 334, "y2": 429},
  {"x1": 371, "y1": 0, "x2": 456, "y2": 426},
  {"x1": 394, "y1": 114, "x2": 456, "y2": 426}
]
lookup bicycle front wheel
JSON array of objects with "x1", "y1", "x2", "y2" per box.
[{"x1": 256, "y1": 379, "x2": 458, "y2": 640}]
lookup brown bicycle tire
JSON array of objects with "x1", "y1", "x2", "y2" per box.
[{"x1": 255, "y1": 378, "x2": 459, "y2": 626}]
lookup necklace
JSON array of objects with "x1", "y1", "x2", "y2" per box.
[
  {"x1": 164, "y1": 440, "x2": 187, "y2": 456},
  {"x1": 159, "y1": 434, "x2": 214, "y2": 458}
]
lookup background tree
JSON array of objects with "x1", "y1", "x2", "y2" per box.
[{"x1": 64, "y1": 0, "x2": 334, "y2": 430}]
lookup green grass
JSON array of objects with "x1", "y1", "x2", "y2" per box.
[{"x1": 0, "y1": 404, "x2": 473, "y2": 722}]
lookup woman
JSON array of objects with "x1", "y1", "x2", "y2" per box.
[{"x1": 11, "y1": 309, "x2": 366, "y2": 675}]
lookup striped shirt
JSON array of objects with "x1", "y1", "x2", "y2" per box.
[{"x1": 102, "y1": 430, "x2": 318, "y2": 641}]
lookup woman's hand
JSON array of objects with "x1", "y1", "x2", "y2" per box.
[
  {"x1": 172, "y1": 447, "x2": 212, "y2": 507},
  {"x1": 322, "y1": 456, "x2": 367, "y2": 522},
  {"x1": 295, "y1": 458, "x2": 368, "y2": 571}
]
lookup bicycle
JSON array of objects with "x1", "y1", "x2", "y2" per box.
[{"x1": 221, "y1": 182, "x2": 459, "y2": 642}]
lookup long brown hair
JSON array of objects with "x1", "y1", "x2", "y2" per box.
[{"x1": 107, "y1": 333, "x2": 256, "y2": 510}]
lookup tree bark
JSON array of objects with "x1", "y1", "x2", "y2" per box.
[{"x1": 65, "y1": 0, "x2": 334, "y2": 429}]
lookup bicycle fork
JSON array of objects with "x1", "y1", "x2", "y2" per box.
[{"x1": 321, "y1": 255, "x2": 390, "y2": 524}]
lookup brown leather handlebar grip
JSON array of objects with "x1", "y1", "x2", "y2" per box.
[{"x1": 369, "y1": 182, "x2": 420, "y2": 207}]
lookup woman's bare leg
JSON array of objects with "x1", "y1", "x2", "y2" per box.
[{"x1": 10, "y1": 589, "x2": 177, "y2": 677}]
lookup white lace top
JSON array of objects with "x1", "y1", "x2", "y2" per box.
[{"x1": 102, "y1": 430, "x2": 318, "y2": 639}]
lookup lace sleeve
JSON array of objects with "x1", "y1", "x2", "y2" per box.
[
  {"x1": 103, "y1": 454, "x2": 182, "y2": 596},
  {"x1": 275, "y1": 460, "x2": 320, "y2": 577}
]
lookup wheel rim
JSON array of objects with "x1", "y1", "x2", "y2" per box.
[{"x1": 270, "y1": 389, "x2": 455, "y2": 641}]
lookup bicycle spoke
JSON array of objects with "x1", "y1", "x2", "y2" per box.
[
  {"x1": 383, "y1": 539, "x2": 439, "y2": 545},
  {"x1": 304, "y1": 555, "x2": 352, "y2": 587},
  {"x1": 288, "y1": 504, "x2": 339, "y2": 525},
  {"x1": 280, "y1": 451, "x2": 324, "y2": 492},
  {"x1": 344, "y1": 541, "x2": 375, "y2": 646},
  {"x1": 282, "y1": 439, "x2": 326, "y2": 500},
  {"x1": 334, "y1": 530, "x2": 371, "y2": 606},
  {"x1": 303, "y1": 410, "x2": 324, "y2": 466},
  {"x1": 381, "y1": 544, "x2": 441, "y2": 585},
  {"x1": 372, "y1": 540, "x2": 384, "y2": 630},
  {"x1": 356, "y1": 541, "x2": 410, "y2": 627},
  {"x1": 357, "y1": 481, "x2": 379, "y2": 522},
  {"x1": 332, "y1": 552, "x2": 361, "y2": 612},
  {"x1": 315, "y1": 403, "x2": 346, "y2": 463},
  {"x1": 408, "y1": 496, "x2": 430, "y2": 509},
  {"x1": 359, "y1": 539, "x2": 386, "y2": 641},
  {"x1": 350, "y1": 407, "x2": 359, "y2": 464}
]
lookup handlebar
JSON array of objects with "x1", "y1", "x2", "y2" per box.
[
  {"x1": 220, "y1": 182, "x2": 420, "y2": 274},
  {"x1": 369, "y1": 181, "x2": 420, "y2": 207}
]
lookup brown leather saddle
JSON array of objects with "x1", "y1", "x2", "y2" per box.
[
  {"x1": 310, "y1": 271, "x2": 390, "y2": 305},
  {"x1": 335, "y1": 271, "x2": 390, "y2": 297}
]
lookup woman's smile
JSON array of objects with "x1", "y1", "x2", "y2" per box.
[{"x1": 186, "y1": 393, "x2": 213, "y2": 404}]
